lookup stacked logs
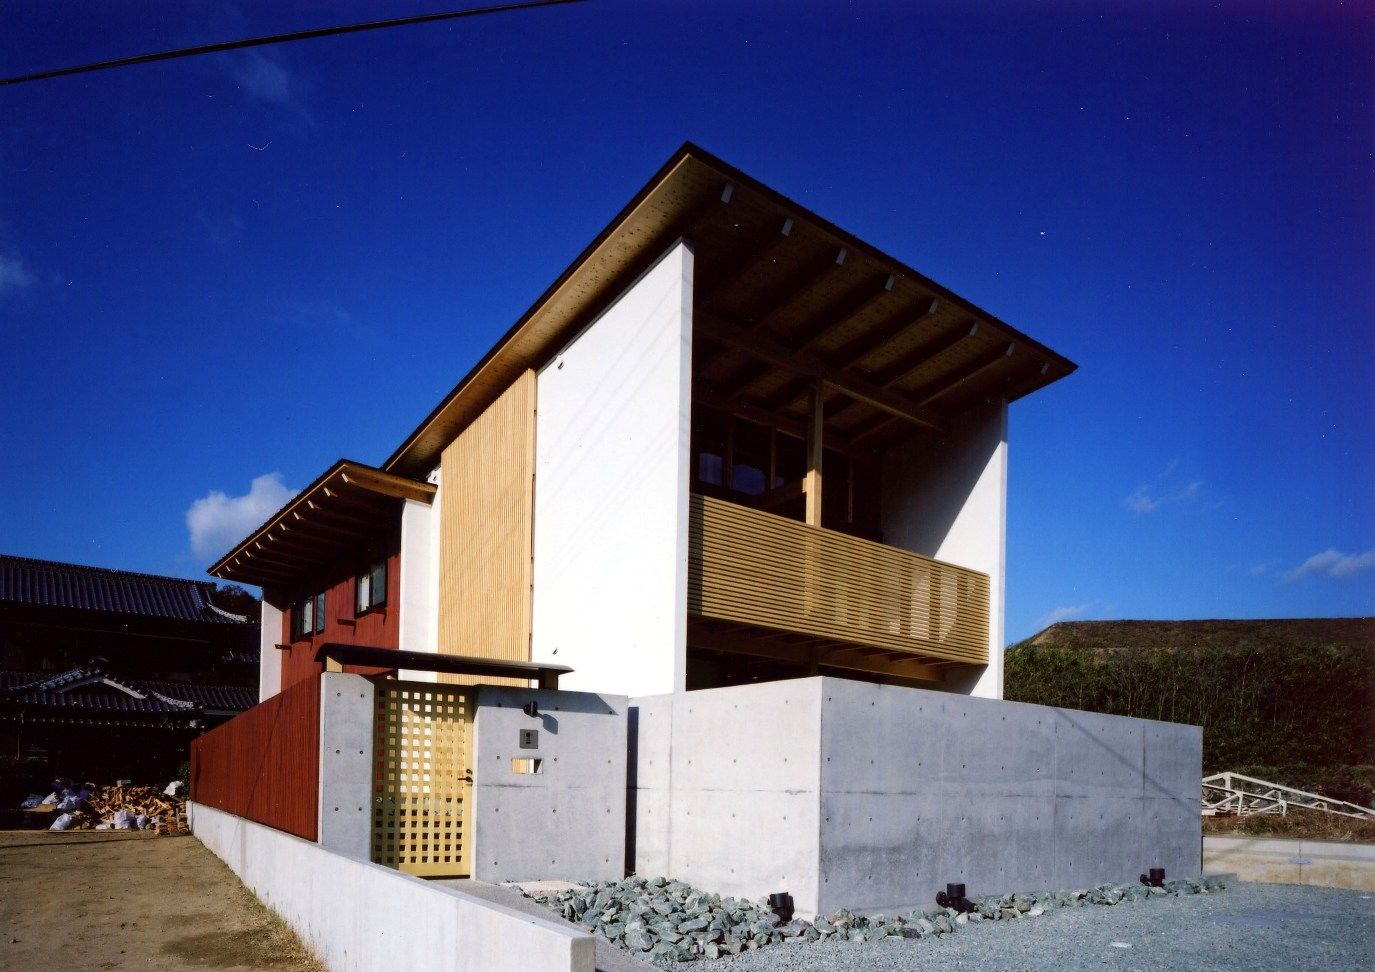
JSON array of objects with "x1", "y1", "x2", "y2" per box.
[{"x1": 87, "y1": 784, "x2": 187, "y2": 835}]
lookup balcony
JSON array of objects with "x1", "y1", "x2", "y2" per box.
[{"x1": 687, "y1": 493, "x2": 990, "y2": 669}]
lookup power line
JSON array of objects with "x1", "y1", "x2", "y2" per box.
[{"x1": 0, "y1": 0, "x2": 586, "y2": 87}]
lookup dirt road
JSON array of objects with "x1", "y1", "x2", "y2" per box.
[{"x1": 0, "y1": 830, "x2": 321, "y2": 970}]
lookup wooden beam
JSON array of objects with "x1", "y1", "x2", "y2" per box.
[
  {"x1": 755, "y1": 275, "x2": 901, "y2": 411},
  {"x1": 789, "y1": 273, "x2": 895, "y2": 352},
  {"x1": 698, "y1": 313, "x2": 948, "y2": 432},
  {"x1": 852, "y1": 343, "x2": 1017, "y2": 445},
  {"x1": 827, "y1": 321, "x2": 981, "y2": 425},
  {"x1": 335, "y1": 462, "x2": 436, "y2": 504},
  {"x1": 738, "y1": 245, "x2": 847, "y2": 331},
  {"x1": 696, "y1": 216, "x2": 794, "y2": 303},
  {"x1": 824, "y1": 295, "x2": 942, "y2": 370},
  {"x1": 686, "y1": 621, "x2": 944, "y2": 683},
  {"x1": 691, "y1": 383, "x2": 869, "y2": 458},
  {"x1": 804, "y1": 383, "x2": 824, "y2": 526},
  {"x1": 914, "y1": 342, "x2": 1016, "y2": 406}
]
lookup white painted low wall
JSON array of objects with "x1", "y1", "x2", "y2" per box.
[
  {"x1": 190, "y1": 802, "x2": 595, "y2": 972},
  {"x1": 1205, "y1": 834, "x2": 1375, "y2": 892}
]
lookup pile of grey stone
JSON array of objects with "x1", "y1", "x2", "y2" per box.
[{"x1": 525, "y1": 874, "x2": 1228, "y2": 965}]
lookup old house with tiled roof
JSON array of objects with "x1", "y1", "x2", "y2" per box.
[{"x1": 0, "y1": 554, "x2": 258, "y2": 783}]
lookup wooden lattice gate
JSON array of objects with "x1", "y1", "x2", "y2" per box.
[{"x1": 370, "y1": 681, "x2": 475, "y2": 877}]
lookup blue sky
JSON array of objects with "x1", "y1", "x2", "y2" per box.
[{"x1": 0, "y1": 1, "x2": 1370, "y2": 642}]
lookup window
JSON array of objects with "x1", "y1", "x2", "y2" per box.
[
  {"x1": 355, "y1": 559, "x2": 387, "y2": 615},
  {"x1": 290, "y1": 592, "x2": 326, "y2": 640}
]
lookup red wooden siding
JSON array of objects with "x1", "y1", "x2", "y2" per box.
[
  {"x1": 189, "y1": 676, "x2": 320, "y2": 840},
  {"x1": 278, "y1": 547, "x2": 402, "y2": 693}
]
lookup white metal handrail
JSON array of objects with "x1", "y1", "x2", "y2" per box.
[{"x1": 1201, "y1": 771, "x2": 1375, "y2": 819}]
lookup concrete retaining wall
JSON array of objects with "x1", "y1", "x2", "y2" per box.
[
  {"x1": 472, "y1": 686, "x2": 628, "y2": 884},
  {"x1": 816, "y1": 677, "x2": 1201, "y2": 913},
  {"x1": 190, "y1": 801, "x2": 595, "y2": 972},
  {"x1": 1205, "y1": 835, "x2": 1375, "y2": 891},
  {"x1": 629, "y1": 677, "x2": 1201, "y2": 916},
  {"x1": 630, "y1": 679, "x2": 824, "y2": 909}
]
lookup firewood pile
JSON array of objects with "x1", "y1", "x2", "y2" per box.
[
  {"x1": 88, "y1": 784, "x2": 187, "y2": 835},
  {"x1": 20, "y1": 779, "x2": 187, "y2": 834}
]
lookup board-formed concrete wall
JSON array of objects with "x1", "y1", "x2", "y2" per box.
[
  {"x1": 472, "y1": 686, "x2": 628, "y2": 884},
  {"x1": 629, "y1": 677, "x2": 1200, "y2": 916}
]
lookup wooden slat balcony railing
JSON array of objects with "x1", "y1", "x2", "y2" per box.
[{"x1": 688, "y1": 492, "x2": 990, "y2": 665}]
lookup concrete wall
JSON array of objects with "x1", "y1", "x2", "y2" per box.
[
  {"x1": 258, "y1": 600, "x2": 283, "y2": 701},
  {"x1": 629, "y1": 677, "x2": 1200, "y2": 916},
  {"x1": 816, "y1": 677, "x2": 1200, "y2": 914},
  {"x1": 629, "y1": 680, "x2": 824, "y2": 909},
  {"x1": 530, "y1": 242, "x2": 694, "y2": 698},
  {"x1": 190, "y1": 801, "x2": 595, "y2": 972},
  {"x1": 881, "y1": 400, "x2": 1008, "y2": 698},
  {"x1": 1205, "y1": 835, "x2": 1375, "y2": 892},
  {"x1": 472, "y1": 686, "x2": 628, "y2": 884},
  {"x1": 397, "y1": 472, "x2": 442, "y2": 681},
  {"x1": 316, "y1": 673, "x2": 374, "y2": 859}
]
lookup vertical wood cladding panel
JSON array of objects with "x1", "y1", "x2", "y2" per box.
[
  {"x1": 437, "y1": 370, "x2": 536, "y2": 686},
  {"x1": 276, "y1": 543, "x2": 403, "y2": 694},
  {"x1": 189, "y1": 677, "x2": 320, "y2": 841}
]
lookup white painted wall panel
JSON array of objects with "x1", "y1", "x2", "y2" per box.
[
  {"x1": 397, "y1": 474, "x2": 441, "y2": 682},
  {"x1": 258, "y1": 601, "x2": 283, "y2": 702},
  {"x1": 530, "y1": 242, "x2": 694, "y2": 697},
  {"x1": 881, "y1": 400, "x2": 1008, "y2": 698}
]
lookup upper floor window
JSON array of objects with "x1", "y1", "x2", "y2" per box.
[
  {"x1": 290, "y1": 592, "x2": 326, "y2": 640},
  {"x1": 355, "y1": 559, "x2": 387, "y2": 615}
]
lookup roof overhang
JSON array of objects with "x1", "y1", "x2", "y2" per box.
[
  {"x1": 208, "y1": 460, "x2": 434, "y2": 589},
  {"x1": 315, "y1": 643, "x2": 572, "y2": 689},
  {"x1": 384, "y1": 142, "x2": 1077, "y2": 476}
]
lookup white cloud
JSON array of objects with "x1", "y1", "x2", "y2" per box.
[
  {"x1": 1284, "y1": 547, "x2": 1375, "y2": 582},
  {"x1": 235, "y1": 50, "x2": 309, "y2": 118},
  {"x1": 1035, "y1": 602, "x2": 1095, "y2": 629},
  {"x1": 0, "y1": 253, "x2": 34, "y2": 295},
  {"x1": 186, "y1": 472, "x2": 297, "y2": 561},
  {"x1": 1125, "y1": 475, "x2": 1202, "y2": 513}
]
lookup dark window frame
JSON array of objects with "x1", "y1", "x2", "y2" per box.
[
  {"x1": 354, "y1": 558, "x2": 388, "y2": 617},
  {"x1": 290, "y1": 591, "x2": 327, "y2": 640}
]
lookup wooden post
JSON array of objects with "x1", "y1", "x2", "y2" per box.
[{"x1": 804, "y1": 382, "x2": 824, "y2": 527}]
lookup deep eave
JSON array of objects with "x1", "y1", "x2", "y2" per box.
[
  {"x1": 207, "y1": 459, "x2": 434, "y2": 589},
  {"x1": 383, "y1": 141, "x2": 1078, "y2": 477}
]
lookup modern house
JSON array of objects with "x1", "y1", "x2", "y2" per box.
[
  {"x1": 210, "y1": 143, "x2": 1076, "y2": 704},
  {"x1": 0, "y1": 553, "x2": 257, "y2": 783},
  {"x1": 189, "y1": 149, "x2": 1199, "y2": 969}
]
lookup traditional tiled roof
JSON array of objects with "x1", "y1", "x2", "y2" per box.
[
  {"x1": 0, "y1": 664, "x2": 256, "y2": 721},
  {"x1": 0, "y1": 554, "x2": 251, "y2": 624}
]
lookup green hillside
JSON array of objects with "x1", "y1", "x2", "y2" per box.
[{"x1": 1004, "y1": 618, "x2": 1374, "y2": 803}]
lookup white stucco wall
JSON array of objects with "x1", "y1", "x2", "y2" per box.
[
  {"x1": 881, "y1": 399, "x2": 1008, "y2": 698},
  {"x1": 530, "y1": 242, "x2": 694, "y2": 697},
  {"x1": 397, "y1": 468, "x2": 442, "y2": 681},
  {"x1": 258, "y1": 600, "x2": 283, "y2": 702}
]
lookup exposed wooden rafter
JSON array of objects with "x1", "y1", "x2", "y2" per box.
[
  {"x1": 697, "y1": 313, "x2": 948, "y2": 432},
  {"x1": 830, "y1": 296, "x2": 941, "y2": 369},
  {"x1": 826, "y1": 321, "x2": 981, "y2": 425},
  {"x1": 691, "y1": 383, "x2": 869, "y2": 458},
  {"x1": 852, "y1": 342, "x2": 1018, "y2": 444},
  {"x1": 695, "y1": 215, "x2": 794, "y2": 302}
]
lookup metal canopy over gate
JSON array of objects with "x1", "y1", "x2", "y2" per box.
[{"x1": 370, "y1": 680, "x2": 475, "y2": 877}]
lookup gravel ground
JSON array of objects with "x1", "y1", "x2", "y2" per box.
[{"x1": 711, "y1": 883, "x2": 1375, "y2": 972}]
